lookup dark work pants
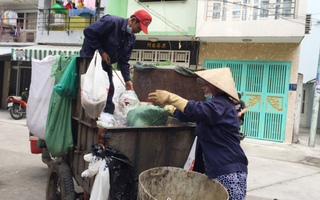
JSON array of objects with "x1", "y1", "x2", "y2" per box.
[{"x1": 102, "y1": 61, "x2": 115, "y2": 114}]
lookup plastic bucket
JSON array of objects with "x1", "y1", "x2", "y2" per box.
[{"x1": 138, "y1": 167, "x2": 229, "y2": 200}]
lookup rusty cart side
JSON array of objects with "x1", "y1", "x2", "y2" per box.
[{"x1": 46, "y1": 57, "x2": 201, "y2": 199}]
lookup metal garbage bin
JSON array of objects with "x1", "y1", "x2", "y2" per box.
[{"x1": 138, "y1": 167, "x2": 229, "y2": 200}]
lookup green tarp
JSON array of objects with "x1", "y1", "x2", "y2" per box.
[{"x1": 133, "y1": 61, "x2": 206, "y2": 77}]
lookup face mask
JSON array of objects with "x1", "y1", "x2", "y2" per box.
[
  {"x1": 205, "y1": 93, "x2": 213, "y2": 101},
  {"x1": 126, "y1": 25, "x2": 132, "y2": 34}
]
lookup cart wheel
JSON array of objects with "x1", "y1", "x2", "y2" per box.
[{"x1": 46, "y1": 161, "x2": 75, "y2": 200}]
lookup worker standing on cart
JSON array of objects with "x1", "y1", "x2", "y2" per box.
[
  {"x1": 80, "y1": 10, "x2": 152, "y2": 114},
  {"x1": 148, "y1": 68, "x2": 248, "y2": 200}
]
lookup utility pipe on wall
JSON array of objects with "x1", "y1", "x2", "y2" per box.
[
  {"x1": 309, "y1": 49, "x2": 320, "y2": 147},
  {"x1": 293, "y1": 73, "x2": 303, "y2": 143}
]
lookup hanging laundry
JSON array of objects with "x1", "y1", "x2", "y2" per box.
[
  {"x1": 69, "y1": 7, "x2": 97, "y2": 18},
  {"x1": 63, "y1": 0, "x2": 70, "y2": 6},
  {"x1": 56, "y1": 0, "x2": 64, "y2": 6},
  {"x1": 64, "y1": 2, "x2": 72, "y2": 9},
  {"x1": 74, "y1": 0, "x2": 78, "y2": 8},
  {"x1": 15, "y1": 27, "x2": 19, "y2": 37},
  {"x1": 77, "y1": 0, "x2": 86, "y2": 9},
  {"x1": 4, "y1": 10, "x2": 18, "y2": 26},
  {"x1": 83, "y1": 0, "x2": 96, "y2": 11}
]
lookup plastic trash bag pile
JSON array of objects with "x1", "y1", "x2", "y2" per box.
[
  {"x1": 97, "y1": 90, "x2": 170, "y2": 128},
  {"x1": 81, "y1": 144, "x2": 136, "y2": 200}
]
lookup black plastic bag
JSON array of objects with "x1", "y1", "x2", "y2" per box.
[
  {"x1": 91, "y1": 143, "x2": 105, "y2": 158},
  {"x1": 105, "y1": 146, "x2": 137, "y2": 200}
]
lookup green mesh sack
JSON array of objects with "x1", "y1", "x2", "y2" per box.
[
  {"x1": 127, "y1": 105, "x2": 169, "y2": 127},
  {"x1": 45, "y1": 54, "x2": 76, "y2": 157}
]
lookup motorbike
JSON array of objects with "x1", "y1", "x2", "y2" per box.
[
  {"x1": 7, "y1": 88, "x2": 28, "y2": 120},
  {"x1": 238, "y1": 116, "x2": 246, "y2": 141}
]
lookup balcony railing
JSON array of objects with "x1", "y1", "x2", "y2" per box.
[
  {"x1": 37, "y1": 7, "x2": 104, "y2": 35},
  {"x1": 0, "y1": 17, "x2": 37, "y2": 43},
  {"x1": 206, "y1": 0, "x2": 297, "y2": 21}
]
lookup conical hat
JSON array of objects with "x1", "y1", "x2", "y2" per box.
[{"x1": 195, "y1": 68, "x2": 239, "y2": 101}]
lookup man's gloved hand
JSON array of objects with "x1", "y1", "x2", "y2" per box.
[
  {"x1": 148, "y1": 90, "x2": 188, "y2": 112},
  {"x1": 164, "y1": 105, "x2": 176, "y2": 115}
]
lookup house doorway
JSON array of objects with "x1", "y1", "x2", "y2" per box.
[
  {"x1": 300, "y1": 87, "x2": 309, "y2": 127},
  {"x1": 9, "y1": 66, "x2": 31, "y2": 96}
]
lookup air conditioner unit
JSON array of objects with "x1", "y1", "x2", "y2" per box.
[
  {"x1": 46, "y1": 13, "x2": 65, "y2": 27},
  {"x1": 305, "y1": 14, "x2": 312, "y2": 34}
]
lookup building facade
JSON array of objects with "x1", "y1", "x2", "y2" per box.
[
  {"x1": 196, "y1": 0, "x2": 308, "y2": 143},
  {"x1": 1, "y1": 0, "x2": 199, "y2": 108},
  {"x1": 298, "y1": 0, "x2": 320, "y2": 130},
  {"x1": 0, "y1": 0, "x2": 38, "y2": 108}
]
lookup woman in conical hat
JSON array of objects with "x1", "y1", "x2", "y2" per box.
[{"x1": 148, "y1": 68, "x2": 248, "y2": 200}]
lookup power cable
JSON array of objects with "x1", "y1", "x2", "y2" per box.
[
  {"x1": 207, "y1": 0, "x2": 308, "y2": 26},
  {"x1": 194, "y1": 0, "x2": 318, "y2": 25},
  {"x1": 161, "y1": 0, "x2": 172, "y2": 49}
]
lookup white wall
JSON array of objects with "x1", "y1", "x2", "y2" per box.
[
  {"x1": 298, "y1": 0, "x2": 320, "y2": 83},
  {"x1": 36, "y1": 30, "x2": 84, "y2": 44},
  {"x1": 196, "y1": 0, "x2": 308, "y2": 41},
  {"x1": 127, "y1": 0, "x2": 197, "y2": 34}
]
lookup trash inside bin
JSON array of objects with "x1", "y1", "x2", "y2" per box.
[{"x1": 138, "y1": 167, "x2": 229, "y2": 200}]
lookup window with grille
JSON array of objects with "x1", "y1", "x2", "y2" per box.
[
  {"x1": 260, "y1": 1, "x2": 269, "y2": 18},
  {"x1": 253, "y1": 6, "x2": 258, "y2": 20},
  {"x1": 17, "y1": 12, "x2": 37, "y2": 30},
  {"x1": 232, "y1": 2, "x2": 241, "y2": 19},
  {"x1": 282, "y1": 0, "x2": 293, "y2": 17},
  {"x1": 129, "y1": 49, "x2": 190, "y2": 68},
  {"x1": 206, "y1": 0, "x2": 296, "y2": 21},
  {"x1": 26, "y1": 13, "x2": 37, "y2": 29},
  {"x1": 213, "y1": 3, "x2": 221, "y2": 19},
  {"x1": 242, "y1": 0, "x2": 247, "y2": 21}
]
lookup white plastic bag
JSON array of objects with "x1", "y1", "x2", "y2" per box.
[
  {"x1": 90, "y1": 159, "x2": 110, "y2": 200},
  {"x1": 184, "y1": 136, "x2": 197, "y2": 171},
  {"x1": 97, "y1": 112, "x2": 127, "y2": 128},
  {"x1": 81, "y1": 153, "x2": 110, "y2": 200},
  {"x1": 112, "y1": 70, "x2": 126, "y2": 108},
  {"x1": 81, "y1": 153, "x2": 103, "y2": 178},
  {"x1": 81, "y1": 50, "x2": 110, "y2": 119},
  {"x1": 113, "y1": 90, "x2": 140, "y2": 121},
  {"x1": 27, "y1": 56, "x2": 57, "y2": 139}
]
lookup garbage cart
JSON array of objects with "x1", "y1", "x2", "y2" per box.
[{"x1": 46, "y1": 57, "x2": 204, "y2": 199}]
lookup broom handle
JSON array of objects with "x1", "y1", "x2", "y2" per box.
[{"x1": 112, "y1": 67, "x2": 126, "y2": 88}]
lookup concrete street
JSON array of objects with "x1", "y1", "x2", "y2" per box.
[
  {"x1": 0, "y1": 109, "x2": 46, "y2": 200},
  {"x1": 243, "y1": 128, "x2": 320, "y2": 200},
  {"x1": 0, "y1": 109, "x2": 319, "y2": 200}
]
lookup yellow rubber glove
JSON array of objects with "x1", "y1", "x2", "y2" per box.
[
  {"x1": 164, "y1": 105, "x2": 176, "y2": 115},
  {"x1": 148, "y1": 90, "x2": 188, "y2": 112}
]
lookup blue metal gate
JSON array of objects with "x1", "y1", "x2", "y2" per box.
[{"x1": 204, "y1": 60, "x2": 291, "y2": 142}]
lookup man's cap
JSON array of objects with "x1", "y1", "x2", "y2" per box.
[
  {"x1": 195, "y1": 68, "x2": 239, "y2": 101},
  {"x1": 134, "y1": 10, "x2": 152, "y2": 34}
]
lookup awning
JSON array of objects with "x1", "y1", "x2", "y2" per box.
[{"x1": 11, "y1": 45, "x2": 81, "y2": 61}]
